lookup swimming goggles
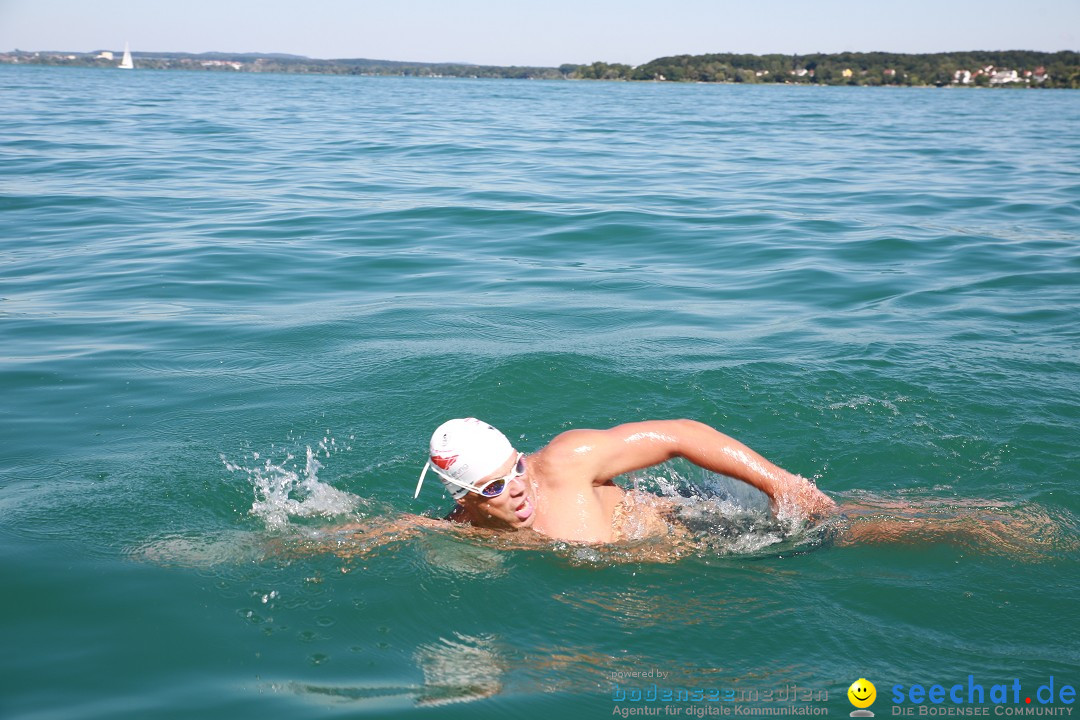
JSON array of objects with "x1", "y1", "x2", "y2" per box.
[
  {"x1": 417, "y1": 452, "x2": 526, "y2": 498},
  {"x1": 470, "y1": 453, "x2": 526, "y2": 497}
]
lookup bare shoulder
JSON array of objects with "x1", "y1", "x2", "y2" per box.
[
  {"x1": 541, "y1": 427, "x2": 609, "y2": 454},
  {"x1": 540, "y1": 421, "x2": 690, "y2": 460},
  {"x1": 538, "y1": 426, "x2": 632, "y2": 463},
  {"x1": 534, "y1": 424, "x2": 672, "y2": 486},
  {"x1": 536, "y1": 420, "x2": 701, "y2": 486},
  {"x1": 530, "y1": 428, "x2": 610, "y2": 486}
]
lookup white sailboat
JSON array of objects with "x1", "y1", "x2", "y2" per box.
[{"x1": 118, "y1": 42, "x2": 134, "y2": 70}]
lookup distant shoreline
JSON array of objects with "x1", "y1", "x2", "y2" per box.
[{"x1": 3, "y1": 48, "x2": 1078, "y2": 88}]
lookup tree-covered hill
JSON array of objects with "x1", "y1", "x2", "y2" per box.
[
  {"x1": 4, "y1": 48, "x2": 1078, "y2": 88},
  {"x1": 573, "y1": 50, "x2": 1080, "y2": 88}
]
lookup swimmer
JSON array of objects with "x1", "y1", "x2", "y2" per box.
[
  {"x1": 413, "y1": 418, "x2": 836, "y2": 544},
  {"x1": 270, "y1": 418, "x2": 1061, "y2": 563}
]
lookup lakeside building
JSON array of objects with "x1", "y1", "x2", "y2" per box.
[{"x1": 950, "y1": 65, "x2": 1050, "y2": 85}]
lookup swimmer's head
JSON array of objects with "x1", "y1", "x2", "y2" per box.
[{"x1": 415, "y1": 418, "x2": 515, "y2": 501}]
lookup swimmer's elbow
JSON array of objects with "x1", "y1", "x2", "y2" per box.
[{"x1": 664, "y1": 418, "x2": 731, "y2": 458}]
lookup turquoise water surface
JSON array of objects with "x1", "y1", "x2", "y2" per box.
[{"x1": 1, "y1": 66, "x2": 1078, "y2": 719}]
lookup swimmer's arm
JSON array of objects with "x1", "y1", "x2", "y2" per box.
[
  {"x1": 297, "y1": 513, "x2": 443, "y2": 560},
  {"x1": 332, "y1": 513, "x2": 446, "y2": 534},
  {"x1": 547, "y1": 419, "x2": 835, "y2": 517},
  {"x1": 303, "y1": 508, "x2": 498, "y2": 560}
]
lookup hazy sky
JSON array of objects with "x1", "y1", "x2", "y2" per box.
[{"x1": 2, "y1": 0, "x2": 1076, "y2": 66}]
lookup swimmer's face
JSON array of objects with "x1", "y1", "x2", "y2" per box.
[
  {"x1": 459, "y1": 451, "x2": 536, "y2": 530},
  {"x1": 848, "y1": 679, "x2": 876, "y2": 709}
]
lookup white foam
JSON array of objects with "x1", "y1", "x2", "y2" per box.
[
  {"x1": 632, "y1": 463, "x2": 824, "y2": 557},
  {"x1": 223, "y1": 438, "x2": 361, "y2": 530}
]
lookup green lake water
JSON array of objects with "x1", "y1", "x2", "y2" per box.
[{"x1": 1, "y1": 66, "x2": 1078, "y2": 719}]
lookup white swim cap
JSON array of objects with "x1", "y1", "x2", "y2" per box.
[{"x1": 414, "y1": 418, "x2": 515, "y2": 500}]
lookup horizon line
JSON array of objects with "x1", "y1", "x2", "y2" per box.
[{"x1": 5, "y1": 46, "x2": 1078, "y2": 70}]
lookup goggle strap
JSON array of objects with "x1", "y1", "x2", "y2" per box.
[
  {"x1": 417, "y1": 460, "x2": 481, "y2": 497},
  {"x1": 414, "y1": 461, "x2": 431, "y2": 499},
  {"x1": 416, "y1": 453, "x2": 523, "y2": 499}
]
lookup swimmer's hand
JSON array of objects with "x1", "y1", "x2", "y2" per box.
[{"x1": 771, "y1": 474, "x2": 837, "y2": 522}]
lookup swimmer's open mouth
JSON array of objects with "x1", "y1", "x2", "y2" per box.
[{"x1": 514, "y1": 497, "x2": 533, "y2": 522}]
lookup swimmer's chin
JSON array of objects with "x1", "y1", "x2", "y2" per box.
[
  {"x1": 471, "y1": 508, "x2": 537, "y2": 532},
  {"x1": 507, "y1": 516, "x2": 538, "y2": 533}
]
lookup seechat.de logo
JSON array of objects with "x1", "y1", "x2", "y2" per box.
[{"x1": 849, "y1": 678, "x2": 878, "y2": 717}]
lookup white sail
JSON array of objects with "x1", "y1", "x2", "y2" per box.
[{"x1": 118, "y1": 43, "x2": 134, "y2": 70}]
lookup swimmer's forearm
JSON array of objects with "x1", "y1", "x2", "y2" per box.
[
  {"x1": 672, "y1": 420, "x2": 834, "y2": 513},
  {"x1": 578, "y1": 419, "x2": 834, "y2": 516},
  {"x1": 311, "y1": 514, "x2": 434, "y2": 558}
]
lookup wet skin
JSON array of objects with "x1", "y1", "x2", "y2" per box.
[
  {"x1": 451, "y1": 452, "x2": 538, "y2": 531},
  {"x1": 448, "y1": 420, "x2": 835, "y2": 544}
]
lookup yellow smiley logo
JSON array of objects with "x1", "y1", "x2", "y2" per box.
[{"x1": 848, "y1": 678, "x2": 877, "y2": 709}]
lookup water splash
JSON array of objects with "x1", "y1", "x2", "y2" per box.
[
  {"x1": 621, "y1": 463, "x2": 827, "y2": 558},
  {"x1": 222, "y1": 437, "x2": 362, "y2": 530}
]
